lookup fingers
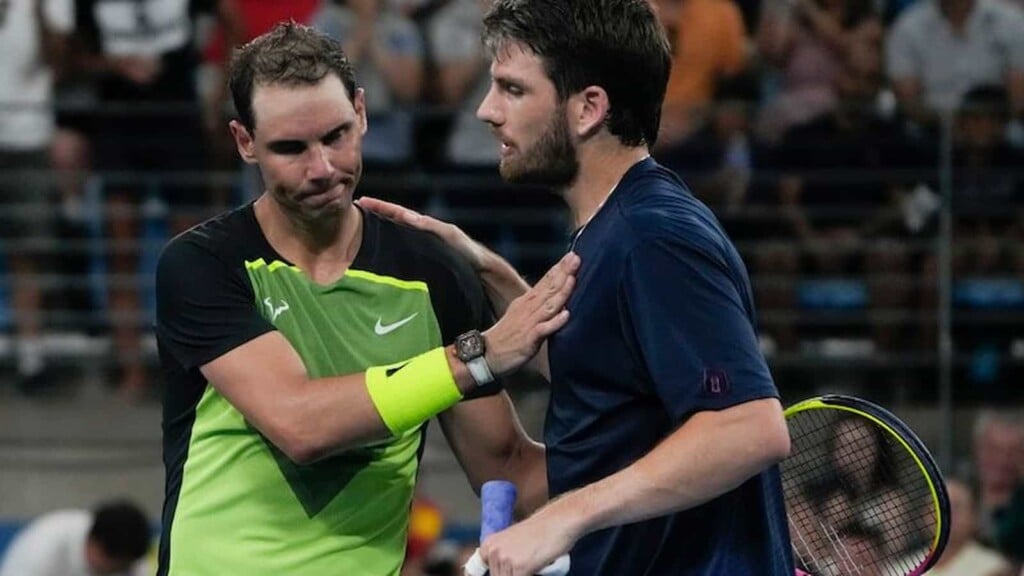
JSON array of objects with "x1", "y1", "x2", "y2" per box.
[
  {"x1": 530, "y1": 252, "x2": 579, "y2": 321},
  {"x1": 355, "y1": 196, "x2": 422, "y2": 224},
  {"x1": 356, "y1": 196, "x2": 452, "y2": 237}
]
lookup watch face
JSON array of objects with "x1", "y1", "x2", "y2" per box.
[{"x1": 457, "y1": 331, "x2": 485, "y2": 360}]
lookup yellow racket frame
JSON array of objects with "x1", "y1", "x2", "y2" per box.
[{"x1": 783, "y1": 395, "x2": 949, "y2": 573}]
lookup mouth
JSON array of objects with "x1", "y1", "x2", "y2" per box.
[{"x1": 297, "y1": 179, "x2": 352, "y2": 208}]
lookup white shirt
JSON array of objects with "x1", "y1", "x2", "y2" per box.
[
  {"x1": 0, "y1": 0, "x2": 73, "y2": 150},
  {"x1": 0, "y1": 510, "x2": 150, "y2": 576},
  {"x1": 886, "y1": 0, "x2": 1024, "y2": 113},
  {"x1": 923, "y1": 541, "x2": 1012, "y2": 576}
]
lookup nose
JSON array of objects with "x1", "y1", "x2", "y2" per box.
[
  {"x1": 476, "y1": 85, "x2": 502, "y2": 127},
  {"x1": 306, "y1": 143, "x2": 336, "y2": 182}
]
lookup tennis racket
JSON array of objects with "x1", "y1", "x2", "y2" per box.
[
  {"x1": 463, "y1": 480, "x2": 571, "y2": 576},
  {"x1": 782, "y1": 394, "x2": 950, "y2": 576}
]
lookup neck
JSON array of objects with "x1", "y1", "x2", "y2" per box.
[
  {"x1": 254, "y1": 195, "x2": 363, "y2": 281},
  {"x1": 564, "y1": 142, "x2": 650, "y2": 228}
]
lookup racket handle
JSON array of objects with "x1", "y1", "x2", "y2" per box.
[
  {"x1": 480, "y1": 480, "x2": 517, "y2": 541},
  {"x1": 465, "y1": 480, "x2": 571, "y2": 576}
]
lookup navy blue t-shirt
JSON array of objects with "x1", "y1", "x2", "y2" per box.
[{"x1": 546, "y1": 158, "x2": 793, "y2": 575}]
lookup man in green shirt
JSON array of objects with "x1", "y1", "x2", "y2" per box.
[{"x1": 154, "y1": 22, "x2": 578, "y2": 576}]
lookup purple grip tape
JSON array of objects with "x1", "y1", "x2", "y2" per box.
[{"x1": 480, "y1": 480, "x2": 517, "y2": 542}]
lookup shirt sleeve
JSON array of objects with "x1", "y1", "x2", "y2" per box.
[
  {"x1": 155, "y1": 237, "x2": 274, "y2": 371},
  {"x1": 619, "y1": 237, "x2": 778, "y2": 420},
  {"x1": 431, "y1": 248, "x2": 501, "y2": 400},
  {"x1": 0, "y1": 520, "x2": 64, "y2": 576}
]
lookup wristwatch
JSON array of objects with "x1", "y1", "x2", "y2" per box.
[{"x1": 454, "y1": 329, "x2": 495, "y2": 386}]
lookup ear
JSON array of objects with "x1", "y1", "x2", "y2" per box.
[
  {"x1": 353, "y1": 87, "x2": 369, "y2": 136},
  {"x1": 229, "y1": 120, "x2": 258, "y2": 165},
  {"x1": 569, "y1": 85, "x2": 611, "y2": 139}
]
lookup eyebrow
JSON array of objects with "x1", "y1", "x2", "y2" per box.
[{"x1": 265, "y1": 121, "x2": 351, "y2": 149}]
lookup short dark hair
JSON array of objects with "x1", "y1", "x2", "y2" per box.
[
  {"x1": 959, "y1": 85, "x2": 1009, "y2": 120},
  {"x1": 229, "y1": 21, "x2": 358, "y2": 131},
  {"x1": 89, "y1": 500, "x2": 151, "y2": 562},
  {"x1": 482, "y1": 0, "x2": 672, "y2": 147}
]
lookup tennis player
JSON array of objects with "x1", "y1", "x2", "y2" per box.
[
  {"x1": 153, "y1": 23, "x2": 577, "y2": 576},
  {"x1": 359, "y1": 1, "x2": 793, "y2": 574}
]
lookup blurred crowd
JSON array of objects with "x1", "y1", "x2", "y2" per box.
[
  {"x1": 2, "y1": 2, "x2": 1024, "y2": 573},
  {"x1": 785, "y1": 411, "x2": 1024, "y2": 576},
  {"x1": 1, "y1": 0, "x2": 1023, "y2": 400}
]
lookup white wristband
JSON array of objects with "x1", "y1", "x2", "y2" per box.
[{"x1": 466, "y1": 356, "x2": 494, "y2": 386}]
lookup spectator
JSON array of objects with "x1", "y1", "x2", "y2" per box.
[
  {"x1": 973, "y1": 411, "x2": 1024, "y2": 545},
  {"x1": 769, "y1": 46, "x2": 922, "y2": 352},
  {"x1": 950, "y1": 86, "x2": 1022, "y2": 278},
  {"x1": 0, "y1": 0, "x2": 73, "y2": 393},
  {"x1": 653, "y1": 0, "x2": 750, "y2": 148},
  {"x1": 656, "y1": 73, "x2": 761, "y2": 215},
  {"x1": 828, "y1": 416, "x2": 898, "y2": 501},
  {"x1": 0, "y1": 500, "x2": 152, "y2": 576},
  {"x1": 886, "y1": 0, "x2": 1024, "y2": 129},
  {"x1": 313, "y1": 0, "x2": 424, "y2": 164},
  {"x1": 756, "y1": 0, "x2": 882, "y2": 141},
  {"x1": 924, "y1": 478, "x2": 1015, "y2": 576},
  {"x1": 426, "y1": 0, "x2": 493, "y2": 166},
  {"x1": 68, "y1": 0, "x2": 243, "y2": 399}
]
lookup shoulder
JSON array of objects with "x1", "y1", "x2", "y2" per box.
[
  {"x1": 366, "y1": 212, "x2": 480, "y2": 293},
  {"x1": 19, "y1": 510, "x2": 90, "y2": 542},
  {"x1": 159, "y1": 205, "x2": 256, "y2": 270},
  {"x1": 614, "y1": 161, "x2": 732, "y2": 259}
]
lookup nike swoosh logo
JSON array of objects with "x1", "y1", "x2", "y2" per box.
[{"x1": 374, "y1": 313, "x2": 419, "y2": 336}]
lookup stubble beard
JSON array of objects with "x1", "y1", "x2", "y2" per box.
[{"x1": 499, "y1": 107, "x2": 579, "y2": 188}]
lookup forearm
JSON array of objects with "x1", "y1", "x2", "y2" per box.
[
  {"x1": 546, "y1": 399, "x2": 789, "y2": 538},
  {"x1": 506, "y1": 442, "x2": 548, "y2": 517},
  {"x1": 440, "y1": 393, "x2": 548, "y2": 515},
  {"x1": 479, "y1": 251, "x2": 532, "y2": 316},
  {"x1": 210, "y1": 339, "x2": 477, "y2": 464}
]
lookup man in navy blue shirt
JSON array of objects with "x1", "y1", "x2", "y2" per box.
[{"x1": 359, "y1": 1, "x2": 794, "y2": 574}]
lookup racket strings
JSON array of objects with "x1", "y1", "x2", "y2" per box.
[{"x1": 782, "y1": 409, "x2": 938, "y2": 576}]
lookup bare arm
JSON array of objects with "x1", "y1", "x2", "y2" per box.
[
  {"x1": 542, "y1": 398, "x2": 789, "y2": 533},
  {"x1": 199, "y1": 252, "x2": 578, "y2": 465},
  {"x1": 201, "y1": 330, "x2": 473, "y2": 463},
  {"x1": 439, "y1": 393, "x2": 548, "y2": 517},
  {"x1": 356, "y1": 197, "x2": 555, "y2": 380},
  {"x1": 357, "y1": 197, "x2": 529, "y2": 313},
  {"x1": 479, "y1": 398, "x2": 791, "y2": 574}
]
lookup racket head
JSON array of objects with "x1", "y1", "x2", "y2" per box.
[{"x1": 781, "y1": 395, "x2": 950, "y2": 576}]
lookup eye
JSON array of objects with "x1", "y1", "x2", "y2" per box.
[
  {"x1": 269, "y1": 142, "x2": 305, "y2": 155},
  {"x1": 497, "y1": 79, "x2": 524, "y2": 97}
]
